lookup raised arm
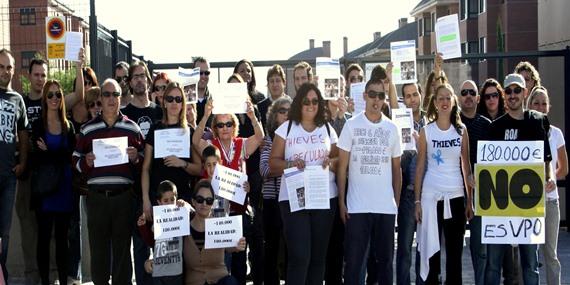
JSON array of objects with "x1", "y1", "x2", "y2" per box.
[
  {"x1": 65, "y1": 48, "x2": 86, "y2": 109},
  {"x1": 192, "y1": 99, "x2": 213, "y2": 155},
  {"x1": 245, "y1": 101, "x2": 264, "y2": 157},
  {"x1": 385, "y1": 62, "x2": 399, "y2": 109}
]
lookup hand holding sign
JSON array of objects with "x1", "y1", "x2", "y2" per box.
[
  {"x1": 205, "y1": 215, "x2": 243, "y2": 249},
  {"x1": 211, "y1": 165, "x2": 248, "y2": 205}
]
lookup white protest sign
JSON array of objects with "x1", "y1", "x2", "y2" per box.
[
  {"x1": 476, "y1": 140, "x2": 544, "y2": 164},
  {"x1": 482, "y1": 216, "x2": 545, "y2": 244},
  {"x1": 153, "y1": 204, "x2": 191, "y2": 240},
  {"x1": 92, "y1": 136, "x2": 128, "y2": 168},
  {"x1": 350, "y1": 82, "x2": 366, "y2": 115},
  {"x1": 390, "y1": 40, "x2": 417, "y2": 84},
  {"x1": 284, "y1": 166, "x2": 330, "y2": 212},
  {"x1": 435, "y1": 14, "x2": 462, "y2": 59},
  {"x1": 178, "y1": 67, "x2": 200, "y2": 103},
  {"x1": 391, "y1": 108, "x2": 415, "y2": 151},
  {"x1": 316, "y1": 57, "x2": 341, "y2": 100},
  {"x1": 209, "y1": 83, "x2": 249, "y2": 114},
  {"x1": 365, "y1": 62, "x2": 388, "y2": 81},
  {"x1": 64, "y1": 32, "x2": 83, "y2": 62},
  {"x1": 211, "y1": 164, "x2": 248, "y2": 205},
  {"x1": 205, "y1": 215, "x2": 243, "y2": 249},
  {"x1": 153, "y1": 128, "x2": 190, "y2": 158}
]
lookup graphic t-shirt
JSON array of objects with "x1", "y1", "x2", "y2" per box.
[
  {"x1": 153, "y1": 236, "x2": 183, "y2": 277},
  {"x1": 122, "y1": 102, "x2": 163, "y2": 139},
  {"x1": 274, "y1": 121, "x2": 338, "y2": 202},
  {"x1": 337, "y1": 112, "x2": 402, "y2": 214},
  {"x1": 23, "y1": 96, "x2": 42, "y2": 125},
  {"x1": 0, "y1": 89, "x2": 29, "y2": 173}
]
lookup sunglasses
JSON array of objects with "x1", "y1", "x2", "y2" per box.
[
  {"x1": 87, "y1": 101, "x2": 102, "y2": 108},
  {"x1": 164, "y1": 95, "x2": 183, "y2": 103},
  {"x1": 215, "y1": 121, "x2": 235, "y2": 129},
  {"x1": 115, "y1": 76, "x2": 128, "y2": 83},
  {"x1": 460, "y1": 89, "x2": 476, "y2": 96},
  {"x1": 277, "y1": 108, "x2": 289, "y2": 115},
  {"x1": 200, "y1": 71, "x2": 211, "y2": 76},
  {"x1": 483, "y1": 92, "x2": 500, "y2": 100},
  {"x1": 366, "y1": 90, "x2": 386, "y2": 100},
  {"x1": 154, "y1": 85, "x2": 167, "y2": 92},
  {"x1": 46, "y1": 91, "x2": 62, "y2": 99},
  {"x1": 102, "y1": 91, "x2": 121, "y2": 98},
  {"x1": 302, "y1": 98, "x2": 319, "y2": 106},
  {"x1": 194, "y1": 195, "x2": 214, "y2": 205},
  {"x1": 505, "y1": 86, "x2": 523, "y2": 95}
]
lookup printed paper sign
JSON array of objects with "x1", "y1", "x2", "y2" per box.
[
  {"x1": 350, "y1": 82, "x2": 366, "y2": 115},
  {"x1": 178, "y1": 67, "x2": 200, "y2": 103},
  {"x1": 211, "y1": 164, "x2": 248, "y2": 205},
  {"x1": 390, "y1": 40, "x2": 417, "y2": 84},
  {"x1": 391, "y1": 108, "x2": 415, "y2": 151},
  {"x1": 316, "y1": 57, "x2": 341, "y2": 100},
  {"x1": 209, "y1": 83, "x2": 249, "y2": 114},
  {"x1": 154, "y1": 128, "x2": 190, "y2": 158},
  {"x1": 365, "y1": 62, "x2": 388, "y2": 81},
  {"x1": 64, "y1": 32, "x2": 83, "y2": 62},
  {"x1": 435, "y1": 14, "x2": 462, "y2": 59},
  {"x1": 476, "y1": 140, "x2": 544, "y2": 164},
  {"x1": 153, "y1": 204, "x2": 191, "y2": 239},
  {"x1": 205, "y1": 215, "x2": 243, "y2": 249},
  {"x1": 284, "y1": 166, "x2": 330, "y2": 212},
  {"x1": 92, "y1": 136, "x2": 128, "y2": 168}
]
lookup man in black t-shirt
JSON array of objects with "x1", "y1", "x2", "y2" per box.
[
  {"x1": 458, "y1": 80, "x2": 491, "y2": 285},
  {"x1": 484, "y1": 73, "x2": 555, "y2": 285}
]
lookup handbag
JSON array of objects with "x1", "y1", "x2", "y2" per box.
[{"x1": 31, "y1": 162, "x2": 64, "y2": 197}]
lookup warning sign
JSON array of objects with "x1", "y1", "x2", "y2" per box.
[{"x1": 46, "y1": 16, "x2": 66, "y2": 59}]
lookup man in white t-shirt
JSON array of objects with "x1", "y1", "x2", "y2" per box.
[{"x1": 337, "y1": 78, "x2": 403, "y2": 285}]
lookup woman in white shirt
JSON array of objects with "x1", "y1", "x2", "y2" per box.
[
  {"x1": 414, "y1": 83, "x2": 474, "y2": 284},
  {"x1": 527, "y1": 86, "x2": 568, "y2": 285},
  {"x1": 269, "y1": 82, "x2": 338, "y2": 285}
]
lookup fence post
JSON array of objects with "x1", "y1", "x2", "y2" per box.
[
  {"x1": 89, "y1": 0, "x2": 98, "y2": 73},
  {"x1": 564, "y1": 46, "x2": 570, "y2": 231},
  {"x1": 111, "y1": 30, "x2": 118, "y2": 67}
]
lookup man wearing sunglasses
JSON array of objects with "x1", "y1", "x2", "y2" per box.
[
  {"x1": 457, "y1": 80, "x2": 491, "y2": 285},
  {"x1": 114, "y1": 61, "x2": 131, "y2": 106},
  {"x1": 337, "y1": 78, "x2": 402, "y2": 285},
  {"x1": 73, "y1": 78, "x2": 145, "y2": 285},
  {"x1": 193, "y1": 57, "x2": 212, "y2": 125},
  {"x1": 485, "y1": 74, "x2": 555, "y2": 285}
]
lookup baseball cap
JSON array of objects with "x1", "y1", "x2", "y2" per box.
[{"x1": 504, "y1": 73, "x2": 526, "y2": 88}]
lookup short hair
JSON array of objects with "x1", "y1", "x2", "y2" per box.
[
  {"x1": 514, "y1": 61, "x2": 541, "y2": 87},
  {"x1": 460, "y1": 80, "x2": 478, "y2": 94},
  {"x1": 267, "y1": 64, "x2": 286, "y2": 83},
  {"x1": 344, "y1": 63, "x2": 363, "y2": 81},
  {"x1": 288, "y1": 83, "x2": 326, "y2": 127},
  {"x1": 193, "y1": 57, "x2": 209, "y2": 67},
  {"x1": 401, "y1": 82, "x2": 423, "y2": 98},
  {"x1": 156, "y1": 180, "x2": 178, "y2": 200},
  {"x1": 266, "y1": 97, "x2": 292, "y2": 138},
  {"x1": 0, "y1": 48, "x2": 14, "y2": 63},
  {"x1": 128, "y1": 60, "x2": 152, "y2": 85},
  {"x1": 365, "y1": 78, "x2": 385, "y2": 92},
  {"x1": 369, "y1": 64, "x2": 387, "y2": 81},
  {"x1": 293, "y1": 61, "x2": 314, "y2": 82},
  {"x1": 101, "y1": 78, "x2": 122, "y2": 95},
  {"x1": 201, "y1": 145, "x2": 221, "y2": 163},
  {"x1": 29, "y1": 58, "x2": 48, "y2": 74},
  {"x1": 227, "y1": 73, "x2": 244, "y2": 83},
  {"x1": 193, "y1": 179, "x2": 215, "y2": 199},
  {"x1": 84, "y1": 86, "x2": 101, "y2": 107},
  {"x1": 211, "y1": 113, "x2": 240, "y2": 138},
  {"x1": 114, "y1": 61, "x2": 129, "y2": 73}
]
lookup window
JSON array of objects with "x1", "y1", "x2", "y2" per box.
[
  {"x1": 468, "y1": 0, "x2": 478, "y2": 18},
  {"x1": 20, "y1": 8, "x2": 36, "y2": 25},
  {"x1": 479, "y1": 0, "x2": 486, "y2": 13},
  {"x1": 21, "y1": 51, "x2": 36, "y2": 69},
  {"x1": 418, "y1": 18, "x2": 424, "y2": 36},
  {"x1": 468, "y1": 41, "x2": 479, "y2": 53},
  {"x1": 479, "y1": 37, "x2": 486, "y2": 53},
  {"x1": 431, "y1": 13, "x2": 436, "y2": 32},
  {"x1": 425, "y1": 16, "x2": 432, "y2": 35},
  {"x1": 461, "y1": 0, "x2": 467, "y2": 20}
]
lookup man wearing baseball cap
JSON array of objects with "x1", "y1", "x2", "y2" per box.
[{"x1": 484, "y1": 73, "x2": 555, "y2": 285}]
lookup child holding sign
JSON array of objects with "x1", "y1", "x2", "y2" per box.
[
  {"x1": 184, "y1": 180, "x2": 246, "y2": 285},
  {"x1": 138, "y1": 181, "x2": 189, "y2": 285}
]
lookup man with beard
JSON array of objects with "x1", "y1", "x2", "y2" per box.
[
  {"x1": 114, "y1": 61, "x2": 131, "y2": 107},
  {"x1": 121, "y1": 60, "x2": 162, "y2": 285},
  {"x1": 458, "y1": 80, "x2": 491, "y2": 285},
  {"x1": 0, "y1": 49, "x2": 29, "y2": 284}
]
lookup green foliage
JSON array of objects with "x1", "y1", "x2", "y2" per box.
[
  {"x1": 20, "y1": 75, "x2": 30, "y2": 94},
  {"x1": 51, "y1": 68, "x2": 77, "y2": 94}
]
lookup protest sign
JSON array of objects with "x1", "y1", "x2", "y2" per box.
[
  {"x1": 435, "y1": 14, "x2": 462, "y2": 59},
  {"x1": 153, "y1": 204, "x2": 191, "y2": 240},
  {"x1": 205, "y1": 215, "x2": 243, "y2": 249},
  {"x1": 350, "y1": 82, "x2": 366, "y2": 115},
  {"x1": 390, "y1": 40, "x2": 417, "y2": 84},
  {"x1": 178, "y1": 67, "x2": 200, "y2": 103},
  {"x1": 364, "y1": 62, "x2": 388, "y2": 81},
  {"x1": 284, "y1": 166, "x2": 330, "y2": 212},
  {"x1": 92, "y1": 136, "x2": 128, "y2": 167},
  {"x1": 209, "y1": 83, "x2": 248, "y2": 114},
  {"x1": 154, "y1": 128, "x2": 191, "y2": 158},
  {"x1": 211, "y1": 164, "x2": 248, "y2": 205},
  {"x1": 316, "y1": 57, "x2": 341, "y2": 100},
  {"x1": 64, "y1": 32, "x2": 83, "y2": 61},
  {"x1": 391, "y1": 108, "x2": 415, "y2": 151}
]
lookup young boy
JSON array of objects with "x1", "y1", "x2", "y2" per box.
[{"x1": 138, "y1": 180, "x2": 187, "y2": 285}]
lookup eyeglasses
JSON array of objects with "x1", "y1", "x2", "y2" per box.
[
  {"x1": 154, "y1": 85, "x2": 167, "y2": 92},
  {"x1": 277, "y1": 108, "x2": 289, "y2": 115},
  {"x1": 46, "y1": 91, "x2": 62, "y2": 99},
  {"x1": 115, "y1": 76, "x2": 128, "y2": 83},
  {"x1": 87, "y1": 101, "x2": 102, "y2": 108},
  {"x1": 215, "y1": 121, "x2": 235, "y2": 129},
  {"x1": 349, "y1": 75, "x2": 363, "y2": 83},
  {"x1": 200, "y1": 71, "x2": 211, "y2": 76},
  {"x1": 460, "y1": 89, "x2": 476, "y2": 97},
  {"x1": 164, "y1": 95, "x2": 183, "y2": 103},
  {"x1": 102, "y1": 91, "x2": 121, "y2": 98},
  {"x1": 194, "y1": 195, "x2": 214, "y2": 205},
  {"x1": 505, "y1": 86, "x2": 523, "y2": 95},
  {"x1": 483, "y1": 92, "x2": 500, "y2": 100},
  {"x1": 366, "y1": 90, "x2": 386, "y2": 100},
  {"x1": 302, "y1": 98, "x2": 319, "y2": 106}
]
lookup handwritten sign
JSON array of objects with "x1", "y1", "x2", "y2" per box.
[
  {"x1": 92, "y1": 136, "x2": 128, "y2": 167},
  {"x1": 211, "y1": 164, "x2": 248, "y2": 205},
  {"x1": 205, "y1": 215, "x2": 242, "y2": 249},
  {"x1": 476, "y1": 140, "x2": 544, "y2": 164},
  {"x1": 154, "y1": 128, "x2": 190, "y2": 158},
  {"x1": 153, "y1": 204, "x2": 191, "y2": 240}
]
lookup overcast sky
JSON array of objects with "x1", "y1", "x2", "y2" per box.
[{"x1": 64, "y1": 0, "x2": 419, "y2": 63}]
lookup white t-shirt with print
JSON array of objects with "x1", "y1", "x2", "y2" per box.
[
  {"x1": 547, "y1": 126, "x2": 565, "y2": 200},
  {"x1": 275, "y1": 121, "x2": 339, "y2": 202},
  {"x1": 337, "y1": 112, "x2": 403, "y2": 214}
]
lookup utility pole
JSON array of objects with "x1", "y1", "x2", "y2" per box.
[{"x1": 89, "y1": 0, "x2": 98, "y2": 73}]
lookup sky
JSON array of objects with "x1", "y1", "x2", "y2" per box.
[{"x1": 63, "y1": 0, "x2": 419, "y2": 63}]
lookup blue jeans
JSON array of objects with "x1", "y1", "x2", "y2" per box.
[
  {"x1": 0, "y1": 174, "x2": 17, "y2": 283},
  {"x1": 344, "y1": 213, "x2": 395, "y2": 285},
  {"x1": 396, "y1": 187, "x2": 417, "y2": 285},
  {"x1": 469, "y1": 216, "x2": 487, "y2": 285},
  {"x1": 486, "y1": 244, "x2": 538, "y2": 285}
]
